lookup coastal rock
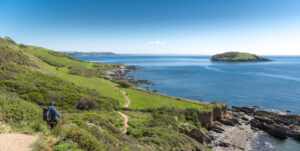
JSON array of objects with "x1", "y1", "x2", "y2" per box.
[
  {"x1": 213, "y1": 105, "x2": 227, "y2": 121},
  {"x1": 106, "y1": 65, "x2": 129, "y2": 80},
  {"x1": 250, "y1": 110, "x2": 300, "y2": 141},
  {"x1": 232, "y1": 106, "x2": 255, "y2": 115},
  {"x1": 208, "y1": 111, "x2": 255, "y2": 151},
  {"x1": 179, "y1": 128, "x2": 212, "y2": 144},
  {"x1": 198, "y1": 112, "x2": 214, "y2": 129}
]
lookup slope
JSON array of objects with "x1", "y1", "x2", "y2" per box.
[{"x1": 0, "y1": 36, "x2": 227, "y2": 151}]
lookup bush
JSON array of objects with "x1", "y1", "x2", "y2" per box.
[
  {"x1": 4, "y1": 36, "x2": 16, "y2": 45},
  {"x1": 115, "y1": 80, "x2": 133, "y2": 88},
  {"x1": 68, "y1": 66, "x2": 94, "y2": 77},
  {"x1": 19, "y1": 44, "x2": 28, "y2": 48},
  {"x1": 0, "y1": 46, "x2": 33, "y2": 65},
  {"x1": 38, "y1": 56, "x2": 65, "y2": 67},
  {"x1": 76, "y1": 98, "x2": 100, "y2": 110},
  {"x1": 64, "y1": 125, "x2": 105, "y2": 151},
  {"x1": 52, "y1": 142, "x2": 84, "y2": 151},
  {"x1": 0, "y1": 93, "x2": 47, "y2": 132}
]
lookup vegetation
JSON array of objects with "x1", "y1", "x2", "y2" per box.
[
  {"x1": 211, "y1": 51, "x2": 271, "y2": 62},
  {"x1": 125, "y1": 88, "x2": 211, "y2": 111},
  {"x1": 0, "y1": 36, "x2": 223, "y2": 151},
  {"x1": 115, "y1": 80, "x2": 134, "y2": 88}
]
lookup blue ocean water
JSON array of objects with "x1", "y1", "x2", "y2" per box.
[
  {"x1": 77, "y1": 55, "x2": 300, "y2": 150},
  {"x1": 77, "y1": 55, "x2": 300, "y2": 114}
]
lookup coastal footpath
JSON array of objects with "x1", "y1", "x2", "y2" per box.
[{"x1": 0, "y1": 36, "x2": 299, "y2": 151}]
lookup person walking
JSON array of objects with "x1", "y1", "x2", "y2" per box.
[{"x1": 48, "y1": 101, "x2": 63, "y2": 128}]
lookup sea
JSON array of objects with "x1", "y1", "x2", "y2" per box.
[{"x1": 76, "y1": 55, "x2": 300, "y2": 151}]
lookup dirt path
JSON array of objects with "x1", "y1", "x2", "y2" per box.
[
  {"x1": 120, "y1": 89, "x2": 130, "y2": 108},
  {"x1": 0, "y1": 133, "x2": 38, "y2": 151},
  {"x1": 117, "y1": 88, "x2": 130, "y2": 134},
  {"x1": 117, "y1": 111, "x2": 129, "y2": 134}
]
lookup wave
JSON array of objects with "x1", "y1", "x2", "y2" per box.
[
  {"x1": 266, "y1": 68, "x2": 281, "y2": 72},
  {"x1": 249, "y1": 72, "x2": 300, "y2": 82},
  {"x1": 203, "y1": 66, "x2": 224, "y2": 72}
]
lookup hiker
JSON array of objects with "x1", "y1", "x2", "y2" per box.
[{"x1": 44, "y1": 101, "x2": 63, "y2": 128}]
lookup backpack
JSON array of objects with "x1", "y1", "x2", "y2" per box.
[{"x1": 43, "y1": 106, "x2": 51, "y2": 121}]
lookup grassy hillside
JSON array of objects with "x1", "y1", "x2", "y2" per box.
[{"x1": 0, "y1": 36, "x2": 225, "y2": 151}]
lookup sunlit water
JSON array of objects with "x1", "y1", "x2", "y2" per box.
[{"x1": 77, "y1": 55, "x2": 300, "y2": 150}]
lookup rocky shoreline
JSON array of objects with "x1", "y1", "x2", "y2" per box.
[
  {"x1": 106, "y1": 65, "x2": 300, "y2": 150},
  {"x1": 208, "y1": 110, "x2": 257, "y2": 151},
  {"x1": 208, "y1": 106, "x2": 300, "y2": 151},
  {"x1": 106, "y1": 64, "x2": 153, "y2": 85}
]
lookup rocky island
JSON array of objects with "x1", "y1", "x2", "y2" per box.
[{"x1": 211, "y1": 52, "x2": 271, "y2": 62}]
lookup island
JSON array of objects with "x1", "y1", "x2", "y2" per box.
[
  {"x1": 2, "y1": 37, "x2": 299, "y2": 151},
  {"x1": 61, "y1": 51, "x2": 119, "y2": 56},
  {"x1": 211, "y1": 52, "x2": 271, "y2": 62}
]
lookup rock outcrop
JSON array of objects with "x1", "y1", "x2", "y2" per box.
[
  {"x1": 179, "y1": 128, "x2": 212, "y2": 144},
  {"x1": 230, "y1": 106, "x2": 300, "y2": 141},
  {"x1": 251, "y1": 110, "x2": 300, "y2": 141}
]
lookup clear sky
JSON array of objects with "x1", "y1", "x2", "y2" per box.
[{"x1": 1, "y1": 0, "x2": 300, "y2": 55}]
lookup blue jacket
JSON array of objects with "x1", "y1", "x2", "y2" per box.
[{"x1": 49, "y1": 106, "x2": 62, "y2": 120}]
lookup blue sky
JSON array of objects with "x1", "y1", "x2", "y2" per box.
[{"x1": 1, "y1": 0, "x2": 300, "y2": 55}]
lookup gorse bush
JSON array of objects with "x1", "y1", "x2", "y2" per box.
[
  {"x1": 115, "y1": 80, "x2": 133, "y2": 88},
  {"x1": 0, "y1": 65, "x2": 119, "y2": 110},
  {"x1": 38, "y1": 56, "x2": 65, "y2": 67},
  {"x1": 65, "y1": 125, "x2": 105, "y2": 151},
  {"x1": 19, "y1": 44, "x2": 28, "y2": 48},
  {"x1": 4, "y1": 36, "x2": 16, "y2": 45},
  {"x1": 0, "y1": 92, "x2": 47, "y2": 132},
  {"x1": 52, "y1": 142, "x2": 84, "y2": 151},
  {"x1": 0, "y1": 46, "x2": 33, "y2": 66},
  {"x1": 68, "y1": 66, "x2": 94, "y2": 77},
  {"x1": 76, "y1": 98, "x2": 100, "y2": 110}
]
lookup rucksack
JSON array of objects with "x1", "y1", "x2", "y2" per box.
[{"x1": 43, "y1": 106, "x2": 51, "y2": 121}]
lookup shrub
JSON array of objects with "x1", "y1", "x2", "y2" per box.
[
  {"x1": 68, "y1": 66, "x2": 94, "y2": 77},
  {"x1": 76, "y1": 98, "x2": 100, "y2": 110},
  {"x1": 0, "y1": 93, "x2": 47, "y2": 132},
  {"x1": 52, "y1": 142, "x2": 84, "y2": 151},
  {"x1": 19, "y1": 44, "x2": 28, "y2": 48},
  {"x1": 37, "y1": 56, "x2": 65, "y2": 67},
  {"x1": 26, "y1": 92, "x2": 44, "y2": 105},
  {"x1": 46, "y1": 92, "x2": 62, "y2": 102},
  {"x1": 115, "y1": 80, "x2": 133, "y2": 88},
  {"x1": 64, "y1": 125, "x2": 105, "y2": 151},
  {"x1": 4, "y1": 36, "x2": 16, "y2": 45},
  {"x1": 0, "y1": 46, "x2": 33, "y2": 65}
]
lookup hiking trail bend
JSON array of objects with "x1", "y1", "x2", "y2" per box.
[{"x1": 118, "y1": 88, "x2": 130, "y2": 134}]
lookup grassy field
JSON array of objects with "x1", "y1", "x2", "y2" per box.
[
  {"x1": 23, "y1": 46, "x2": 126, "y2": 106},
  {"x1": 125, "y1": 88, "x2": 212, "y2": 111}
]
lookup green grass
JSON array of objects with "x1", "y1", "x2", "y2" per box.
[
  {"x1": 125, "y1": 88, "x2": 211, "y2": 111},
  {"x1": 0, "y1": 91, "x2": 49, "y2": 134},
  {"x1": 48, "y1": 67, "x2": 126, "y2": 106},
  {"x1": 23, "y1": 47, "x2": 126, "y2": 106},
  {"x1": 0, "y1": 37, "x2": 222, "y2": 151}
]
